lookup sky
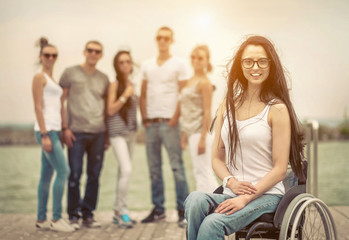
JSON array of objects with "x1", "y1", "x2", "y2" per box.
[{"x1": 0, "y1": 0, "x2": 348, "y2": 125}]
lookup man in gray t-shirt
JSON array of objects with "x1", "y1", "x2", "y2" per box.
[{"x1": 60, "y1": 40, "x2": 109, "y2": 229}]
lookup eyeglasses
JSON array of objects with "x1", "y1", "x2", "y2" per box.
[
  {"x1": 42, "y1": 53, "x2": 58, "y2": 59},
  {"x1": 191, "y1": 55, "x2": 204, "y2": 61},
  {"x1": 86, "y1": 48, "x2": 102, "y2": 54},
  {"x1": 156, "y1": 36, "x2": 171, "y2": 42},
  {"x1": 118, "y1": 60, "x2": 132, "y2": 65},
  {"x1": 241, "y1": 58, "x2": 270, "y2": 69}
]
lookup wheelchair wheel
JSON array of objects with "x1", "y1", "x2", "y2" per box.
[
  {"x1": 289, "y1": 198, "x2": 337, "y2": 240},
  {"x1": 279, "y1": 194, "x2": 337, "y2": 240},
  {"x1": 279, "y1": 193, "x2": 314, "y2": 240}
]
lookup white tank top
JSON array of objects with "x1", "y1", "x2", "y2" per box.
[
  {"x1": 34, "y1": 73, "x2": 63, "y2": 131},
  {"x1": 221, "y1": 100, "x2": 285, "y2": 196}
]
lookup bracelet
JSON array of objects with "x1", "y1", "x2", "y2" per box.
[
  {"x1": 223, "y1": 176, "x2": 234, "y2": 188},
  {"x1": 119, "y1": 96, "x2": 127, "y2": 104},
  {"x1": 40, "y1": 132, "x2": 49, "y2": 138}
]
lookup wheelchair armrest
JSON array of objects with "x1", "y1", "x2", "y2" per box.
[{"x1": 273, "y1": 184, "x2": 306, "y2": 228}]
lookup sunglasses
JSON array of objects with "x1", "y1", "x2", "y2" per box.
[
  {"x1": 156, "y1": 36, "x2": 171, "y2": 42},
  {"x1": 42, "y1": 53, "x2": 58, "y2": 59},
  {"x1": 118, "y1": 60, "x2": 132, "y2": 65},
  {"x1": 86, "y1": 48, "x2": 102, "y2": 54},
  {"x1": 191, "y1": 55, "x2": 204, "y2": 61}
]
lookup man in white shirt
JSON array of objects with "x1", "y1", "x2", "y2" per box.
[{"x1": 140, "y1": 26, "x2": 189, "y2": 228}]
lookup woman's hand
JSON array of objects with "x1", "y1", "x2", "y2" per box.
[
  {"x1": 215, "y1": 195, "x2": 249, "y2": 215},
  {"x1": 123, "y1": 85, "x2": 134, "y2": 98},
  {"x1": 198, "y1": 137, "x2": 206, "y2": 155},
  {"x1": 180, "y1": 132, "x2": 187, "y2": 150},
  {"x1": 42, "y1": 136, "x2": 52, "y2": 153},
  {"x1": 63, "y1": 129, "x2": 76, "y2": 148},
  {"x1": 228, "y1": 178, "x2": 257, "y2": 195},
  {"x1": 167, "y1": 117, "x2": 178, "y2": 126}
]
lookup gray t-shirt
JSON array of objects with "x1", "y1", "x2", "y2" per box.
[{"x1": 59, "y1": 65, "x2": 109, "y2": 133}]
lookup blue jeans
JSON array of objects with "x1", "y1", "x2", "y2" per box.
[
  {"x1": 35, "y1": 131, "x2": 70, "y2": 221},
  {"x1": 67, "y1": 132, "x2": 105, "y2": 220},
  {"x1": 145, "y1": 122, "x2": 189, "y2": 211},
  {"x1": 184, "y1": 191, "x2": 282, "y2": 240}
]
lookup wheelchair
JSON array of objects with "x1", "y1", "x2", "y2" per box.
[{"x1": 212, "y1": 163, "x2": 338, "y2": 240}]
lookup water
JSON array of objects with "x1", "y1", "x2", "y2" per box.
[{"x1": 0, "y1": 142, "x2": 348, "y2": 214}]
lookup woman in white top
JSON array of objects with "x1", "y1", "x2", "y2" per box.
[
  {"x1": 180, "y1": 45, "x2": 218, "y2": 193},
  {"x1": 32, "y1": 37, "x2": 73, "y2": 232},
  {"x1": 184, "y1": 36, "x2": 305, "y2": 239}
]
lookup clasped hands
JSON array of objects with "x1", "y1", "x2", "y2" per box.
[{"x1": 215, "y1": 178, "x2": 257, "y2": 216}]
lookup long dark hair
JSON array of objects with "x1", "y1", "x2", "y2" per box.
[
  {"x1": 221, "y1": 35, "x2": 305, "y2": 182},
  {"x1": 113, "y1": 51, "x2": 133, "y2": 124}
]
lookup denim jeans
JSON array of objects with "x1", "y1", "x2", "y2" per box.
[
  {"x1": 67, "y1": 132, "x2": 105, "y2": 220},
  {"x1": 145, "y1": 122, "x2": 189, "y2": 212},
  {"x1": 184, "y1": 191, "x2": 282, "y2": 240},
  {"x1": 110, "y1": 132, "x2": 136, "y2": 215},
  {"x1": 35, "y1": 131, "x2": 70, "y2": 221}
]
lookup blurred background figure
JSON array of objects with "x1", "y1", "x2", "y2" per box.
[
  {"x1": 32, "y1": 37, "x2": 74, "y2": 232},
  {"x1": 180, "y1": 45, "x2": 219, "y2": 193},
  {"x1": 60, "y1": 40, "x2": 109, "y2": 230},
  {"x1": 107, "y1": 50, "x2": 137, "y2": 228},
  {"x1": 140, "y1": 26, "x2": 189, "y2": 228}
]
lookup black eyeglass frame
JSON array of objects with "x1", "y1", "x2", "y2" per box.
[{"x1": 241, "y1": 58, "x2": 271, "y2": 69}]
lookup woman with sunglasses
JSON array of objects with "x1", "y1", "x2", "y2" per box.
[
  {"x1": 107, "y1": 50, "x2": 137, "y2": 228},
  {"x1": 32, "y1": 37, "x2": 74, "y2": 232},
  {"x1": 180, "y1": 45, "x2": 218, "y2": 193},
  {"x1": 184, "y1": 36, "x2": 305, "y2": 239}
]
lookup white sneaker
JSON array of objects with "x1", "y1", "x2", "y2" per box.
[
  {"x1": 69, "y1": 217, "x2": 80, "y2": 230},
  {"x1": 82, "y1": 217, "x2": 101, "y2": 228},
  {"x1": 36, "y1": 220, "x2": 50, "y2": 230},
  {"x1": 50, "y1": 219, "x2": 75, "y2": 232},
  {"x1": 113, "y1": 214, "x2": 133, "y2": 228}
]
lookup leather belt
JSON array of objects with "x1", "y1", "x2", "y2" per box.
[{"x1": 147, "y1": 118, "x2": 170, "y2": 123}]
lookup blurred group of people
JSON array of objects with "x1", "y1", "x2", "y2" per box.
[
  {"x1": 32, "y1": 25, "x2": 305, "y2": 239},
  {"x1": 32, "y1": 26, "x2": 219, "y2": 232}
]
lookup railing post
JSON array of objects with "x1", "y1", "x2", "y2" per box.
[
  {"x1": 312, "y1": 121, "x2": 319, "y2": 198},
  {"x1": 306, "y1": 120, "x2": 319, "y2": 198},
  {"x1": 305, "y1": 124, "x2": 312, "y2": 194}
]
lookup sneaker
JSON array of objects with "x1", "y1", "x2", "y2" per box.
[
  {"x1": 178, "y1": 209, "x2": 187, "y2": 228},
  {"x1": 69, "y1": 217, "x2": 80, "y2": 230},
  {"x1": 113, "y1": 214, "x2": 133, "y2": 228},
  {"x1": 141, "y1": 207, "x2": 166, "y2": 223},
  {"x1": 36, "y1": 220, "x2": 50, "y2": 230},
  {"x1": 82, "y1": 217, "x2": 101, "y2": 228},
  {"x1": 50, "y1": 219, "x2": 75, "y2": 232}
]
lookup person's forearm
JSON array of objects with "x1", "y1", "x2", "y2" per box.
[
  {"x1": 34, "y1": 108, "x2": 47, "y2": 133},
  {"x1": 171, "y1": 102, "x2": 181, "y2": 121},
  {"x1": 212, "y1": 159, "x2": 231, "y2": 181},
  {"x1": 108, "y1": 95, "x2": 127, "y2": 116},
  {"x1": 240, "y1": 166, "x2": 286, "y2": 203},
  {"x1": 200, "y1": 111, "x2": 211, "y2": 141}
]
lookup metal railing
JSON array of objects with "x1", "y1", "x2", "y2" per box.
[{"x1": 305, "y1": 120, "x2": 319, "y2": 197}]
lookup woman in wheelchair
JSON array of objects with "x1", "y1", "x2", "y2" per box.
[{"x1": 184, "y1": 35, "x2": 306, "y2": 240}]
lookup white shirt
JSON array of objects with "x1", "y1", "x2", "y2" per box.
[
  {"x1": 141, "y1": 56, "x2": 189, "y2": 119},
  {"x1": 34, "y1": 73, "x2": 63, "y2": 131},
  {"x1": 221, "y1": 101, "x2": 285, "y2": 196}
]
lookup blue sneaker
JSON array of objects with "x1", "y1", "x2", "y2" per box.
[{"x1": 113, "y1": 214, "x2": 133, "y2": 228}]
